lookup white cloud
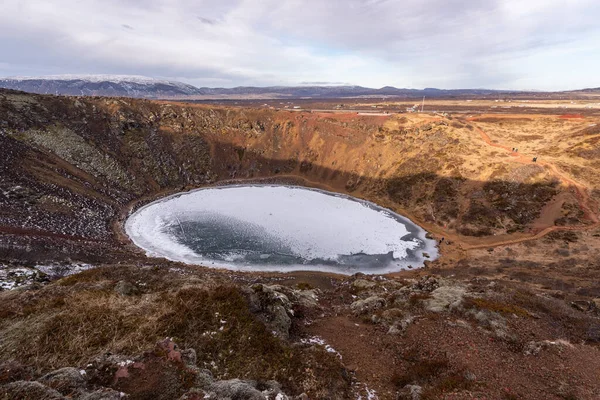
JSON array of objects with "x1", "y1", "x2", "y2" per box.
[{"x1": 0, "y1": 0, "x2": 599, "y2": 89}]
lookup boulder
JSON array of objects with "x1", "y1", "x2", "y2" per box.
[
  {"x1": 411, "y1": 276, "x2": 440, "y2": 293},
  {"x1": 264, "y1": 304, "x2": 291, "y2": 339},
  {"x1": 397, "y1": 384, "x2": 422, "y2": 400},
  {"x1": 180, "y1": 348, "x2": 197, "y2": 367},
  {"x1": 192, "y1": 369, "x2": 214, "y2": 389},
  {"x1": 387, "y1": 315, "x2": 416, "y2": 335},
  {"x1": 290, "y1": 289, "x2": 319, "y2": 309},
  {"x1": 37, "y1": 367, "x2": 86, "y2": 395},
  {"x1": 243, "y1": 285, "x2": 293, "y2": 339},
  {"x1": 261, "y1": 284, "x2": 319, "y2": 309},
  {"x1": 523, "y1": 341, "x2": 546, "y2": 356},
  {"x1": 205, "y1": 379, "x2": 289, "y2": 400},
  {"x1": 391, "y1": 288, "x2": 412, "y2": 306},
  {"x1": 0, "y1": 381, "x2": 66, "y2": 400},
  {"x1": 352, "y1": 279, "x2": 376, "y2": 291},
  {"x1": 83, "y1": 353, "x2": 131, "y2": 388},
  {"x1": 206, "y1": 379, "x2": 265, "y2": 400},
  {"x1": 424, "y1": 286, "x2": 466, "y2": 313},
  {"x1": 350, "y1": 296, "x2": 386, "y2": 315}
]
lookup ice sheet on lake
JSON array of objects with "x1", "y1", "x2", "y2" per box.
[{"x1": 125, "y1": 185, "x2": 438, "y2": 274}]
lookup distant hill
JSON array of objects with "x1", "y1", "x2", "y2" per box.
[
  {"x1": 0, "y1": 75, "x2": 200, "y2": 98},
  {"x1": 570, "y1": 87, "x2": 600, "y2": 94},
  {"x1": 190, "y1": 85, "x2": 514, "y2": 99},
  {"x1": 0, "y1": 75, "x2": 519, "y2": 99}
]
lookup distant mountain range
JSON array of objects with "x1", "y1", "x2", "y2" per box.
[
  {"x1": 0, "y1": 75, "x2": 200, "y2": 98},
  {"x1": 0, "y1": 74, "x2": 527, "y2": 100},
  {"x1": 571, "y1": 87, "x2": 600, "y2": 93}
]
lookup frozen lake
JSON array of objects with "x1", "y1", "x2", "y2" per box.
[{"x1": 125, "y1": 185, "x2": 438, "y2": 274}]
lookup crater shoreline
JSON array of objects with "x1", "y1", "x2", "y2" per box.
[{"x1": 125, "y1": 184, "x2": 439, "y2": 275}]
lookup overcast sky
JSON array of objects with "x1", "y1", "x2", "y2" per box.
[{"x1": 1, "y1": 0, "x2": 600, "y2": 90}]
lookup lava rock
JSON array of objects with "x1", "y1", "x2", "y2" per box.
[
  {"x1": 0, "y1": 380, "x2": 66, "y2": 400},
  {"x1": 193, "y1": 369, "x2": 214, "y2": 389},
  {"x1": 243, "y1": 284, "x2": 293, "y2": 339},
  {"x1": 350, "y1": 296, "x2": 386, "y2": 315},
  {"x1": 397, "y1": 384, "x2": 422, "y2": 400},
  {"x1": 80, "y1": 388, "x2": 127, "y2": 399},
  {"x1": 37, "y1": 367, "x2": 86, "y2": 395},
  {"x1": 411, "y1": 276, "x2": 440, "y2": 292},
  {"x1": 424, "y1": 286, "x2": 466, "y2": 313},
  {"x1": 180, "y1": 348, "x2": 197, "y2": 367},
  {"x1": 352, "y1": 279, "x2": 377, "y2": 291},
  {"x1": 206, "y1": 379, "x2": 265, "y2": 400}
]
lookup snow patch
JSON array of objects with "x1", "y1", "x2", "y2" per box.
[
  {"x1": 355, "y1": 384, "x2": 378, "y2": 400},
  {"x1": 117, "y1": 360, "x2": 135, "y2": 368},
  {"x1": 0, "y1": 267, "x2": 36, "y2": 290},
  {"x1": 0, "y1": 263, "x2": 95, "y2": 291},
  {"x1": 3, "y1": 74, "x2": 191, "y2": 87},
  {"x1": 35, "y1": 263, "x2": 94, "y2": 279},
  {"x1": 300, "y1": 336, "x2": 342, "y2": 359}
]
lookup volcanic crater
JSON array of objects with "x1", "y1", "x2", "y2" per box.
[{"x1": 1, "y1": 90, "x2": 600, "y2": 399}]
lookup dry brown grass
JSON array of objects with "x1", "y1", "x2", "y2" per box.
[
  {"x1": 408, "y1": 292, "x2": 433, "y2": 308},
  {"x1": 391, "y1": 357, "x2": 449, "y2": 387},
  {"x1": 0, "y1": 266, "x2": 350, "y2": 397},
  {"x1": 0, "y1": 283, "x2": 167, "y2": 369},
  {"x1": 463, "y1": 297, "x2": 530, "y2": 318},
  {"x1": 295, "y1": 282, "x2": 313, "y2": 290},
  {"x1": 512, "y1": 290, "x2": 600, "y2": 344},
  {"x1": 391, "y1": 353, "x2": 474, "y2": 397},
  {"x1": 421, "y1": 371, "x2": 475, "y2": 399}
]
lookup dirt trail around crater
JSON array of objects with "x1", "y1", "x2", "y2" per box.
[{"x1": 458, "y1": 123, "x2": 600, "y2": 250}]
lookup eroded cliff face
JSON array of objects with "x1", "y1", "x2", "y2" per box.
[{"x1": 0, "y1": 90, "x2": 584, "y2": 264}]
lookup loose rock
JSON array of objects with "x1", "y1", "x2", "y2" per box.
[
  {"x1": 0, "y1": 381, "x2": 66, "y2": 400},
  {"x1": 424, "y1": 286, "x2": 466, "y2": 312},
  {"x1": 37, "y1": 367, "x2": 86, "y2": 396},
  {"x1": 350, "y1": 296, "x2": 386, "y2": 315},
  {"x1": 352, "y1": 279, "x2": 377, "y2": 291}
]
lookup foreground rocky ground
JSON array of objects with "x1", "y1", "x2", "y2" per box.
[
  {"x1": 1, "y1": 89, "x2": 600, "y2": 398},
  {"x1": 0, "y1": 265, "x2": 350, "y2": 399},
  {"x1": 1, "y1": 265, "x2": 599, "y2": 399}
]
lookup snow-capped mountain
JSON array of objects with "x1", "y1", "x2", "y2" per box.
[
  {"x1": 0, "y1": 75, "x2": 201, "y2": 98},
  {"x1": 0, "y1": 75, "x2": 520, "y2": 99}
]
